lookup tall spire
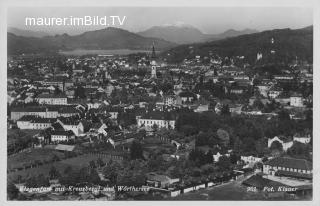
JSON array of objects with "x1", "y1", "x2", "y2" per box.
[{"x1": 151, "y1": 42, "x2": 156, "y2": 59}]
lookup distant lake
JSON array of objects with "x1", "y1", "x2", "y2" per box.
[{"x1": 59, "y1": 49, "x2": 156, "y2": 56}]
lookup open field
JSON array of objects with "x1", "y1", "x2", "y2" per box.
[
  {"x1": 8, "y1": 148, "x2": 65, "y2": 170},
  {"x1": 8, "y1": 154, "x2": 112, "y2": 182}
]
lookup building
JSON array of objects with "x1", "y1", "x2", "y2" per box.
[
  {"x1": 293, "y1": 133, "x2": 311, "y2": 144},
  {"x1": 268, "y1": 136, "x2": 293, "y2": 151},
  {"x1": 230, "y1": 87, "x2": 245, "y2": 94},
  {"x1": 58, "y1": 107, "x2": 81, "y2": 118},
  {"x1": 51, "y1": 130, "x2": 75, "y2": 142},
  {"x1": 164, "y1": 95, "x2": 176, "y2": 106},
  {"x1": 146, "y1": 172, "x2": 179, "y2": 188},
  {"x1": 36, "y1": 93, "x2": 68, "y2": 105},
  {"x1": 241, "y1": 155, "x2": 262, "y2": 166},
  {"x1": 16, "y1": 116, "x2": 56, "y2": 130},
  {"x1": 178, "y1": 91, "x2": 197, "y2": 104},
  {"x1": 150, "y1": 44, "x2": 157, "y2": 79},
  {"x1": 256, "y1": 84, "x2": 270, "y2": 97},
  {"x1": 57, "y1": 117, "x2": 84, "y2": 136},
  {"x1": 290, "y1": 93, "x2": 304, "y2": 107},
  {"x1": 10, "y1": 107, "x2": 57, "y2": 121},
  {"x1": 137, "y1": 111, "x2": 176, "y2": 129},
  {"x1": 263, "y1": 157, "x2": 312, "y2": 180}
]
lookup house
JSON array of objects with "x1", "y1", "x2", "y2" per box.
[
  {"x1": 268, "y1": 86, "x2": 283, "y2": 99},
  {"x1": 164, "y1": 95, "x2": 176, "y2": 106},
  {"x1": 241, "y1": 155, "x2": 262, "y2": 167},
  {"x1": 256, "y1": 84, "x2": 270, "y2": 97},
  {"x1": 51, "y1": 130, "x2": 75, "y2": 142},
  {"x1": 194, "y1": 104, "x2": 209, "y2": 113},
  {"x1": 267, "y1": 136, "x2": 293, "y2": 151},
  {"x1": 178, "y1": 91, "x2": 197, "y2": 104},
  {"x1": 293, "y1": 133, "x2": 311, "y2": 144},
  {"x1": 88, "y1": 123, "x2": 108, "y2": 135},
  {"x1": 107, "y1": 133, "x2": 136, "y2": 147},
  {"x1": 275, "y1": 98, "x2": 290, "y2": 106},
  {"x1": 87, "y1": 100, "x2": 102, "y2": 109},
  {"x1": 36, "y1": 93, "x2": 68, "y2": 105},
  {"x1": 263, "y1": 157, "x2": 312, "y2": 180},
  {"x1": 290, "y1": 93, "x2": 303, "y2": 107},
  {"x1": 57, "y1": 117, "x2": 84, "y2": 136},
  {"x1": 230, "y1": 86, "x2": 245, "y2": 94},
  {"x1": 213, "y1": 152, "x2": 230, "y2": 162},
  {"x1": 146, "y1": 173, "x2": 179, "y2": 188}
]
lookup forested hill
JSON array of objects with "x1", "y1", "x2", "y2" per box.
[
  {"x1": 7, "y1": 27, "x2": 175, "y2": 55},
  {"x1": 162, "y1": 26, "x2": 313, "y2": 64}
]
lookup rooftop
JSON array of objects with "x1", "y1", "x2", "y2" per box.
[{"x1": 265, "y1": 157, "x2": 312, "y2": 171}]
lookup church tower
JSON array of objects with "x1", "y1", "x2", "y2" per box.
[{"x1": 150, "y1": 43, "x2": 157, "y2": 79}]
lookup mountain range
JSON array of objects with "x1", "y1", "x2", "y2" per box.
[
  {"x1": 7, "y1": 25, "x2": 312, "y2": 62},
  {"x1": 7, "y1": 27, "x2": 174, "y2": 55},
  {"x1": 8, "y1": 27, "x2": 50, "y2": 38},
  {"x1": 137, "y1": 25, "x2": 258, "y2": 44}
]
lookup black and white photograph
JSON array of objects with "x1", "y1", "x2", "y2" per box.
[{"x1": 1, "y1": 0, "x2": 319, "y2": 204}]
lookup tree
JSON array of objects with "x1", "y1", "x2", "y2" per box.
[
  {"x1": 255, "y1": 138, "x2": 266, "y2": 156},
  {"x1": 102, "y1": 160, "x2": 122, "y2": 184},
  {"x1": 64, "y1": 165, "x2": 73, "y2": 175},
  {"x1": 130, "y1": 141, "x2": 143, "y2": 160},
  {"x1": 54, "y1": 87, "x2": 62, "y2": 95},
  {"x1": 51, "y1": 154, "x2": 60, "y2": 162},
  {"x1": 49, "y1": 166, "x2": 60, "y2": 179},
  {"x1": 253, "y1": 99, "x2": 264, "y2": 110},
  {"x1": 75, "y1": 85, "x2": 86, "y2": 99},
  {"x1": 7, "y1": 182, "x2": 19, "y2": 200},
  {"x1": 89, "y1": 160, "x2": 96, "y2": 169},
  {"x1": 287, "y1": 142, "x2": 311, "y2": 160},
  {"x1": 96, "y1": 158, "x2": 105, "y2": 168},
  {"x1": 221, "y1": 104, "x2": 230, "y2": 116},
  {"x1": 88, "y1": 168, "x2": 101, "y2": 184},
  {"x1": 205, "y1": 150, "x2": 214, "y2": 164},
  {"x1": 278, "y1": 110, "x2": 290, "y2": 121},
  {"x1": 217, "y1": 129, "x2": 230, "y2": 146},
  {"x1": 270, "y1": 141, "x2": 283, "y2": 152},
  {"x1": 229, "y1": 153, "x2": 240, "y2": 164},
  {"x1": 36, "y1": 174, "x2": 50, "y2": 187},
  {"x1": 25, "y1": 176, "x2": 38, "y2": 188},
  {"x1": 216, "y1": 155, "x2": 231, "y2": 171}
]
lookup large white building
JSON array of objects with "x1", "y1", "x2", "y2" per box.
[
  {"x1": 137, "y1": 111, "x2": 176, "y2": 129},
  {"x1": 16, "y1": 116, "x2": 56, "y2": 130},
  {"x1": 263, "y1": 157, "x2": 312, "y2": 179},
  {"x1": 36, "y1": 93, "x2": 68, "y2": 105}
]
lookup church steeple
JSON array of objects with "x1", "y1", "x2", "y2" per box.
[
  {"x1": 151, "y1": 42, "x2": 156, "y2": 60},
  {"x1": 150, "y1": 43, "x2": 157, "y2": 79}
]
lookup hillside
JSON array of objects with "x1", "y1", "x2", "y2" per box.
[
  {"x1": 8, "y1": 27, "x2": 50, "y2": 38},
  {"x1": 163, "y1": 26, "x2": 313, "y2": 64},
  {"x1": 7, "y1": 27, "x2": 175, "y2": 55}
]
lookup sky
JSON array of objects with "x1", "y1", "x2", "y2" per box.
[{"x1": 7, "y1": 7, "x2": 313, "y2": 35}]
